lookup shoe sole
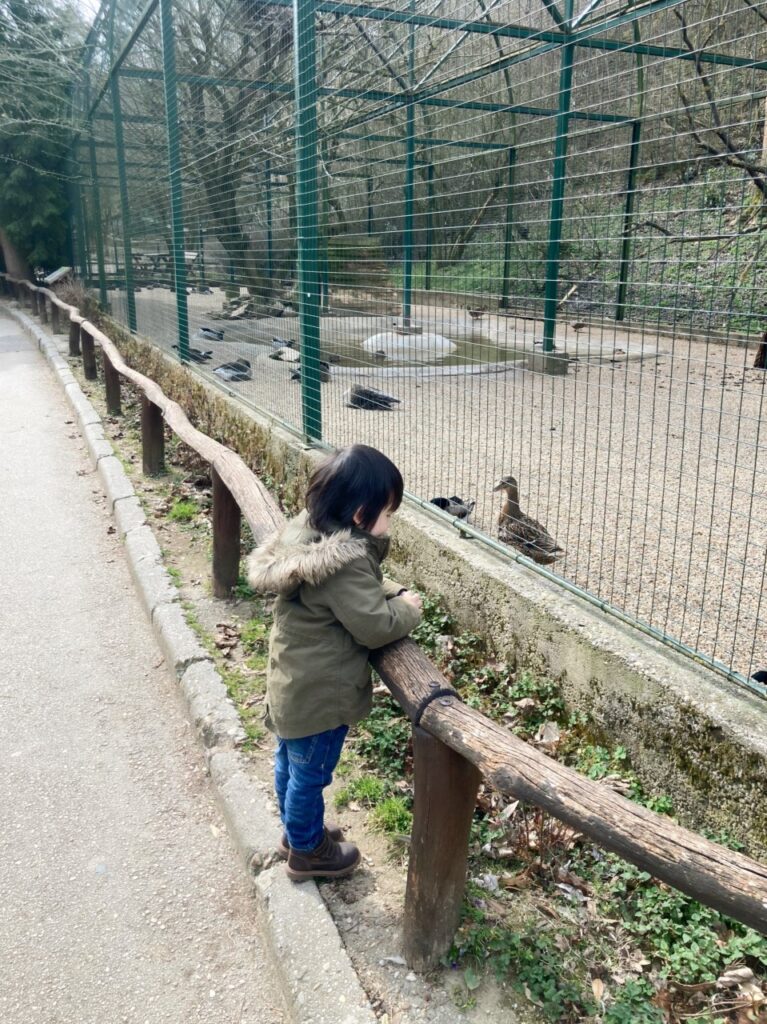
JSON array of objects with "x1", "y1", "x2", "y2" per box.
[{"x1": 285, "y1": 850, "x2": 361, "y2": 881}]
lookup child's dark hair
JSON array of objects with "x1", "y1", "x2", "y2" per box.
[{"x1": 306, "y1": 444, "x2": 403, "y2": 533}]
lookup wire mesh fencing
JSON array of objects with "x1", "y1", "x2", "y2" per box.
[{"x1": 72, "y1": 0, "x2": 767, "y2": 693}]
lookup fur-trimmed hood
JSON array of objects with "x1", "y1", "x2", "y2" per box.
[{"x1": 247, "y1": 509, "x2": 383, "y2": 596}]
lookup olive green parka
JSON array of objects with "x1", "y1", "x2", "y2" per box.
[{"x1": 247, "y1": 510, "x2": 422, "y2": 739}]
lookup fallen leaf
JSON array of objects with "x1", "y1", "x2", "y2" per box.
[
  {"x1": 514, "y1": 697, "x2": 537, "y2": 714},
  {"x1": 499, "y1": 800, "x2": 520, "y2": 821},
  {"x1": 591, "y1": 978, "x2": 605, "y2": 1002},
  {"x1": 464, "y1": 965, "x2": 481, "y2": 991},
  {"x1": 535, "y1": 721, "x2": 561, "y2": 749},
  {"x1": 499, "y1": 870, "x2": 533, "y2": 891}
]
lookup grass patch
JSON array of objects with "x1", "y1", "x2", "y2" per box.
[
  {"x1": 369, "y1": 795, "x2": 413, "y2": 836},
  {"x1": 334, "y1": 774, "x2": 387, "y2": 809},
  {"x1": 168, "y1": 498, "x2": 199, "y2": 522}
]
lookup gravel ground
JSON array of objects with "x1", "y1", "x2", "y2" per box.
[{"x1": 113, "y1": 287, "x2": 767, "y2": 679}]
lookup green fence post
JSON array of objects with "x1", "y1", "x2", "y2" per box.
[
  {"x1": 79, "y1": 180, "x2": 91, "y2": 283},
  {"x1": 110, "y1": 75, "x2": 137, "y2": 331},
  {"x1": 293, "y1": 0, "x2": 322, "y2": 441},
  {"x1": 70, "y1": 147, "x2": 89, "y2": 281},
  {"x1": 198, "y1": 224, "x2": 206, "y2": 287},
  {"x1": 265, "y1": 158, "x2": 274, "y2": 283},
  {"x1": 500, "y1": 147, "x2": 516, "y2": 310},
  {"x1": 424, "y1": 161, "x2": 434, "y2": 292},
  {"x1": 87, "y1": 139, "x2": 108, "y2": 306},
  {"x1": 401, "y1": 0, "x2": 417, "y2": 326},
  {"x1": 615, "y1": 119, "x2": 641, "y2": 322},
  {"x1": 160, "y1": 0, "x2": 190, "y2": 362},
  {"x1": 85, "y1": 79, "x2": 108, "y2": 307},
  {"x1": 541, "y1": 6, "x2": 574, "y2": 353},
  {"x1": 320, "y1": 156, "x2": 330, "y2": 313}
]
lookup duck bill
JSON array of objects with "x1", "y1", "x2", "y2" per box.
[{"x1": 492, "y1": 482, "x2": 505, "y2": 492}]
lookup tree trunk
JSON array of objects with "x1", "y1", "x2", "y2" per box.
[
  {"x1": 753, "y1": 331, "x2": 767, "y2": 369},
  {"x1": 0, "y1": 227, "x2": 33, "y2": 280}
]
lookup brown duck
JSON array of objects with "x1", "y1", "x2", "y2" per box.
[{"x1": 493, "y1": 475, "x2": 564, "y2": 565}]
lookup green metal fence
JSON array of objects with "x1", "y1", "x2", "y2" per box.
[{"x1": 72, "y1": 0, "x2": 767, "y2": 694}]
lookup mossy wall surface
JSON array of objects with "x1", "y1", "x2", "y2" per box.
[{"x1": 111, "y1": 323, "x2": 767, "y2": 857}]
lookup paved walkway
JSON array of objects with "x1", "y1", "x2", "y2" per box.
[{"x1": 0, "y1": 311, "x2": 286, "y2": 1023}]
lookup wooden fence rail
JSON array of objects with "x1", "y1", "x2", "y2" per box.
[{"x1": 3, "y1": 272, "x2": 767, "y2": 969}]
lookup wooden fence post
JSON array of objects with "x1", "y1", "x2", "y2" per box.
[
  {"x1": 30, "y1": 289, "x2": 39, "y2": 315},
  {"x1": 103, "y1": 350, "x2": 121, "y2": 414},
  {"x1": 402, "y1": 724, "x2": 482, "y2": 970},
  {"x1": 212, "y1": 466, "x2": 242, "y2": 597},
  {"x1": 69, "y1": 318, "x2": 81, "y2": 357},
  {"x1": 141, "y1": 395, "x2": 164, "y2": 475},
  {"x1": 51, "y1": 302, "x2": 60, "y2": 334},
  {"x1": 81, "y1": 325, "x2": 98, "y2": 380},
  {"x1": 39, "y1": 293, "x2": 48, "y2": 324}
]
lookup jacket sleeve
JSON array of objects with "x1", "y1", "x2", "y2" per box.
[
  {"x1": 382, "y1": 576, "x2": 406, "y2": 599},
  {"x1": 323, "y1": 558, "x2": 422, "y2": 649}
]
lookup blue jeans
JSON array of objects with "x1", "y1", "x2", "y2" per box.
[{"x1": 274, "y1": 725, "x2": 348, "y2": 852}]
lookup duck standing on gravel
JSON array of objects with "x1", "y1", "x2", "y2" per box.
[
  {"x1": 429, "y1": 496, "x2": 476, "y2": 520},
  {"x1": 493, "y1": 474, "x2": 564, "y2": 564}
]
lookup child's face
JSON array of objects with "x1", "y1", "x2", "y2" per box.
[{"x1": 355, "y1": 505, "x2": 395, "y2": 537}]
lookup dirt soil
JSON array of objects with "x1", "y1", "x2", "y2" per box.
[{"x1": 72, "y1": 361, "x2": 539, "y2": 1024}]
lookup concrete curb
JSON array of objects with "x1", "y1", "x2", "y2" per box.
[{"x1": 6, "y1": 303, "x2": 378, "y2": 1024}]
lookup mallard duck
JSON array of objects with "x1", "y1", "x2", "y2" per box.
[
  {"x1": 344, "y1": 385, "x2": 400, "y2": 410},
  {"x1": 493, "y1": 475, "x2": 564, "y2": 564},
  {"x1": 430, "y1": 496, "x2": 476, "y2": 520}
]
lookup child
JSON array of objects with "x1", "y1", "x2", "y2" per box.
[{"x1": 247, "y1": 444, "x2": 423, "y2": 880}]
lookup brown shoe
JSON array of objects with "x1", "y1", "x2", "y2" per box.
[
  {"x1": 285, "y1": 831, "x2": 360, "y2": 881},
  {"x1": 276, "y1": 822, "x2": 344, "y2": 860}
]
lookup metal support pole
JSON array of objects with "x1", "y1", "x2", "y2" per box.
[
  {"x1": 110, "y1": 74, "x2": 137, "y2": 331},
  {"x1": 112, "y1": 218, "x2": 120, "y2": 276},
  {"x1": 615, "y1": 119, "x2": 641, "y2": 322},
  {"x1": 85, "y1": 79, "x2": 108, "y2": 308},
  {"x1": 265, "y1": 159, "x2": 274, "y2": 282},
  {"x1": 198, "y1": 224, "x2": 206, "y2": 287},
  {"x1": 70, "y1": 150, "x2": 89, "y2": 281},
  {"x1": 78, "y1": 183, "x2": 91, "y2": 282},
  {"x1": 500, "y1": 146, "x2": 516, "y2": 309},
  {"x1": 541, "y1": 15, "x2": 574, "y2": 353},
  {"x1": 160, "y1": 0, "x2": 190, "y2": 362},
  {"x1": 320, "y1": 160, "x2": 330, "y2": 313},
  {"x1": 293, "y1": 0, "x2": 322, "y2": 441},
  {"x1": 424, "y1": 162, "x2": 434, "y2": 292},
  {"x1": 401, "y1": 2, "x2": 416, "y2": 326}
]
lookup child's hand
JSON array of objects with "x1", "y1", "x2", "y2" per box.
[{"x1": 400, "y1": 590, "x2": 422, "y2": 612}]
